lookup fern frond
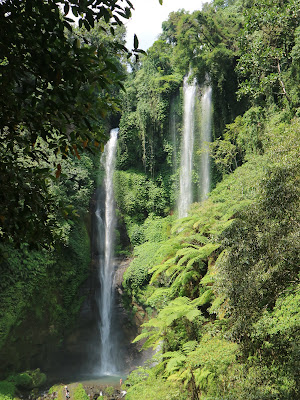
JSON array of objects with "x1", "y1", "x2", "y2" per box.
[
  {"x1": 186, "y1": 234, "x2": 209, "y2": 245},
  {"x1": 146, "y1": 287, "x2": 172, "y2": 308},
  {"x1": 197, "y1": 243, "x2": 221, "y2": 257},
  {"x1": 200, "y1": 273, "x2": 215, "y2": 286},
  {"x1": 208, "y1": 295, "x2": 227, "y2": 315},
  {"x1": 167, "y1": 261, "x2": 186, "y2": 278},
  {"x1": 142, "y1": 335, "x2": 161, "y2": 350},
  {"x1": 186, "y1": 254, "x2": 205, "y2": 269},
  {"x1": 210, "y1": 218, "x2": 234, "y2": 235},
  {"x1": 177, "y1": 249, "x2": 201, "y2": 266},
  {"x1": 192, "y1": 289, "x2": 214, "y2": 306},
  {"x1": 167, "y1": 373, "x2": 182, "y2": 382},
  {"x1": 182, "y1": 340, "x2": 198, "y2": 354},
  {"x1": 149, "y1": 256, "x2": 176, "y2": 282},
  {"x1": 185, "y1": 308, "x2": 201, "y2": 322},
  {"x1": 171, "y1": 216, "x2": 196, "y2": 234},
  {"x1": 170, "y1": 268, "x2": 200, "y2": 291},
  {"x1": 132, "y1": 330, "x2": 153, "y2": 343},
  {"x1": 165, "y1": 352, "x2": 186, "y2": 373},
  {"x1": 180, "y1": 368, "x2": 193, "y2": 388},
  {"x1": 142, "y1": 317, "x2": 161, "y2": 328},
  {"x1": 194, "y1": 367, "x2": 213, "y2": 389}
]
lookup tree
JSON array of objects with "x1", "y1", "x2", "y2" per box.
[
  {"x1": 0, "y1": 0, "x2": 149, "y2": 246},
  {"x1": 237, "y1": 0, "x2": 300, "y2": 107},
  {"x1": 0, "y1": 0, "x2": 135, "y2": 156}
]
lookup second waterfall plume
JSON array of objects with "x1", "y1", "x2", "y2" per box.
[
  {"x1": 177, "y1": 76, "x2": 213, "y2": 218},
  {"x1": 200, "y1": 86, "x2": 212, "y2": 201},
  {"x1": 95, "y1": 128, "x2": 118, "y2": 375}
]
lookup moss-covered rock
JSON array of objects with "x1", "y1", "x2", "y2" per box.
[
  {"x1": 7, "y1": 373, "x2": 32, "y2": 390},
  {"x1": 0, "y1": 380, "x2": 15, "y2": 400},
  {"x1": 48, "y1": 384, "x2": 64, "y2": 400},
  {"x1": 7, "y1": 369, "x2": 46, "y2": 390},
  {"x1": 74, "y1": 384, "x2": 89, "y2": 400},
  {"x1": 28, "y1": 369, "x2": 46, "y2": 388}
]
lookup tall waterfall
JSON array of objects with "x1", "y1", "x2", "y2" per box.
[
  {"x1": 95, "y1": 128, "x2": 118, "y2": 375},
  {"x1": 170, "y1": 98, "x2": 177, "y2": 174},
  {"x1": 178, "y1": 75, "x2": 197, "y2": 218},
  {"x1": 200, "y1": 86, "x2": 212, "y2": 200}
]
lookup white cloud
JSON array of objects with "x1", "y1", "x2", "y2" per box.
[{"x1": 125, "y1": 0, "x2": 207, "y2": 50}]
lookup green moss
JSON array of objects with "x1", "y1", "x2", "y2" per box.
[
  {"x1": 74, "y1": 384, "x2": 89, "y2": 400},
  {"x1": 48, "y1": 385, "x2": 64, "y2": 400},
  {"x1": 125, "y1": 370, "x2": 187, "y2": 400},
  {"x1": 0, "y1": 381, "x2": 15, "y2": 400},
  {"x1": 104, "y1": 386, "x2": 114, "y2": 396},
  {"x1": 28, "y1": 369, "x2": 46, "y2": 388},
  {"x1": 7, "y1": 373, "x2": 31, "y2": 390},
  {"x1": 7, "y1": 369, "x2": 46, "y2": 390}
]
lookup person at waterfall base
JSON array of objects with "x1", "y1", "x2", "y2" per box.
[{"x1": 65, "y1": 386, "x2": 70, "y2": 400}]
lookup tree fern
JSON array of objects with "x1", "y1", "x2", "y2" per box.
[
  {"x1": 193, "y1": 367, "x2": 215, "y2": 390},
  {"x1": 146, "y1": 287, "x2": 173, "y2": 309},
  {"x1": 149, "y1": 256, "x2": 176, "y2": 283},
  {"x1": 192, "y1": 289, "x2": 214, "y2": 306},
  {"x1": 170, "y1": 269, "x2": 201, "y2": 296},
  {"x1": 162, "y1": 334, "x2": 238, "y2": 399},
  {"x1": 171, "y1": 215, "x2": 198, "y2": 235},
  {"x1": 133, "y1": 297, "x2": 202, "y2": 350},
  {"x1": 164, "y1": 351, "x2": 186, "y2": 374}
]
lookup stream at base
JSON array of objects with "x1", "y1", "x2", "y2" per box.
[
  {"x1": 74, "y1": 375, "x2": 126, "y2": 387},
  {"x1": 46, "y1": 372, "x2": 127, "y2": 390}
]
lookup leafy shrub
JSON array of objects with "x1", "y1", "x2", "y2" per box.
[
  {"x1": 0, "y1": 381, "x2": 15, "y2": 400},
  {"x1": 104, "y1": 386, "x2": 114, "y2": 396},
  {"x1": 29, "y1": 369, "x2": 46, "y2": 388},
  {"x1": 7, "y1": 372, "x2": 32, "y2": 389},
  {"x1": 74, "y1": 384, "x2": 89, "y2": 400},
  {"x1": 125, "y1": 368, "x2": 187, "y2": 400},
  {"x1": 6, "y1": 369, "x2": 46, "y2": 391},
  {"x1": 114, "y1": 170, "x2": 170, "y2": 227},
  {"x1": 123, "y1": 242, "x2": 165, "y2": 292},
  {"x1": 48, "y1": 384, "x2": 64, "y2": 400}
]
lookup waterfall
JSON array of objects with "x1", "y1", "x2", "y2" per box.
[
  {"x1": 200, "y1": 86, "x2": 212, "y2": 200},
  {"x1": 170, "y1": 98, "x2": 177, "y2": 174},
  {"x1": 95, "y1": 128, "x2": 118, "y2": 375},
  {"x1": 178, "y1": 75, "x2": 197, "y2": 218}
]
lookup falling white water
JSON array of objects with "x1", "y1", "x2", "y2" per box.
[
  {"x1": 200, "y1": 86, "x2": 212, "y2": 200},
  {"x1": 178, "y1": 75, "x2": 197, "y2": 218},
  {"x1": 170, "y1": 99, "x2": 177, "y2": 174},
  {"x1": 96, "y1": 128, "x2": 118, "y2": 375}
]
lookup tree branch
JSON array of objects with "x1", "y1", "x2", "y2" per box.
[{"x1": 277, "y1": 60, "x2": 291, "y2": 105}]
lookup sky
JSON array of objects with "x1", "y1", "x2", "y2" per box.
[{"x1": 125, "y1": 0, "x2": 208, "y2": 51}]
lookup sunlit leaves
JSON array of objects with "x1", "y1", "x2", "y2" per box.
[
  {"x1": 0, "y1": 0, "x2": 132, "y2": 244},
  {"x1": 163, "y1": 334, "x2": 238, "y2": 398},
  {"x1": 237, "y1": 0, "x2": 300, "y2": 106},
  {"x1": 133, "y1": 297, "x2": 202, "y2": 350}
]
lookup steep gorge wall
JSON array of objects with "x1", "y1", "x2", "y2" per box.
[{"x1": 0, "y1": 216, "x2": 92, "y2": 378}]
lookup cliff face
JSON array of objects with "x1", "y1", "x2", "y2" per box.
[
  {"x1": 0, "y1": 213, "x2": 92, "y2": 379},
  {"x1": 0, "y1": 255, "x2": 145, "y2": 380},
  {"x1": 0, "y1": 260, "x2": 91, "y2": 379}
]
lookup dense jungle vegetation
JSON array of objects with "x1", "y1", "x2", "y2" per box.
[
  {"x1": 0, "y1": 0, "x2": 299, "y2": 400},
  {"x1": 0, "y1": 0, "x2": 136, "y2": 378}
]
